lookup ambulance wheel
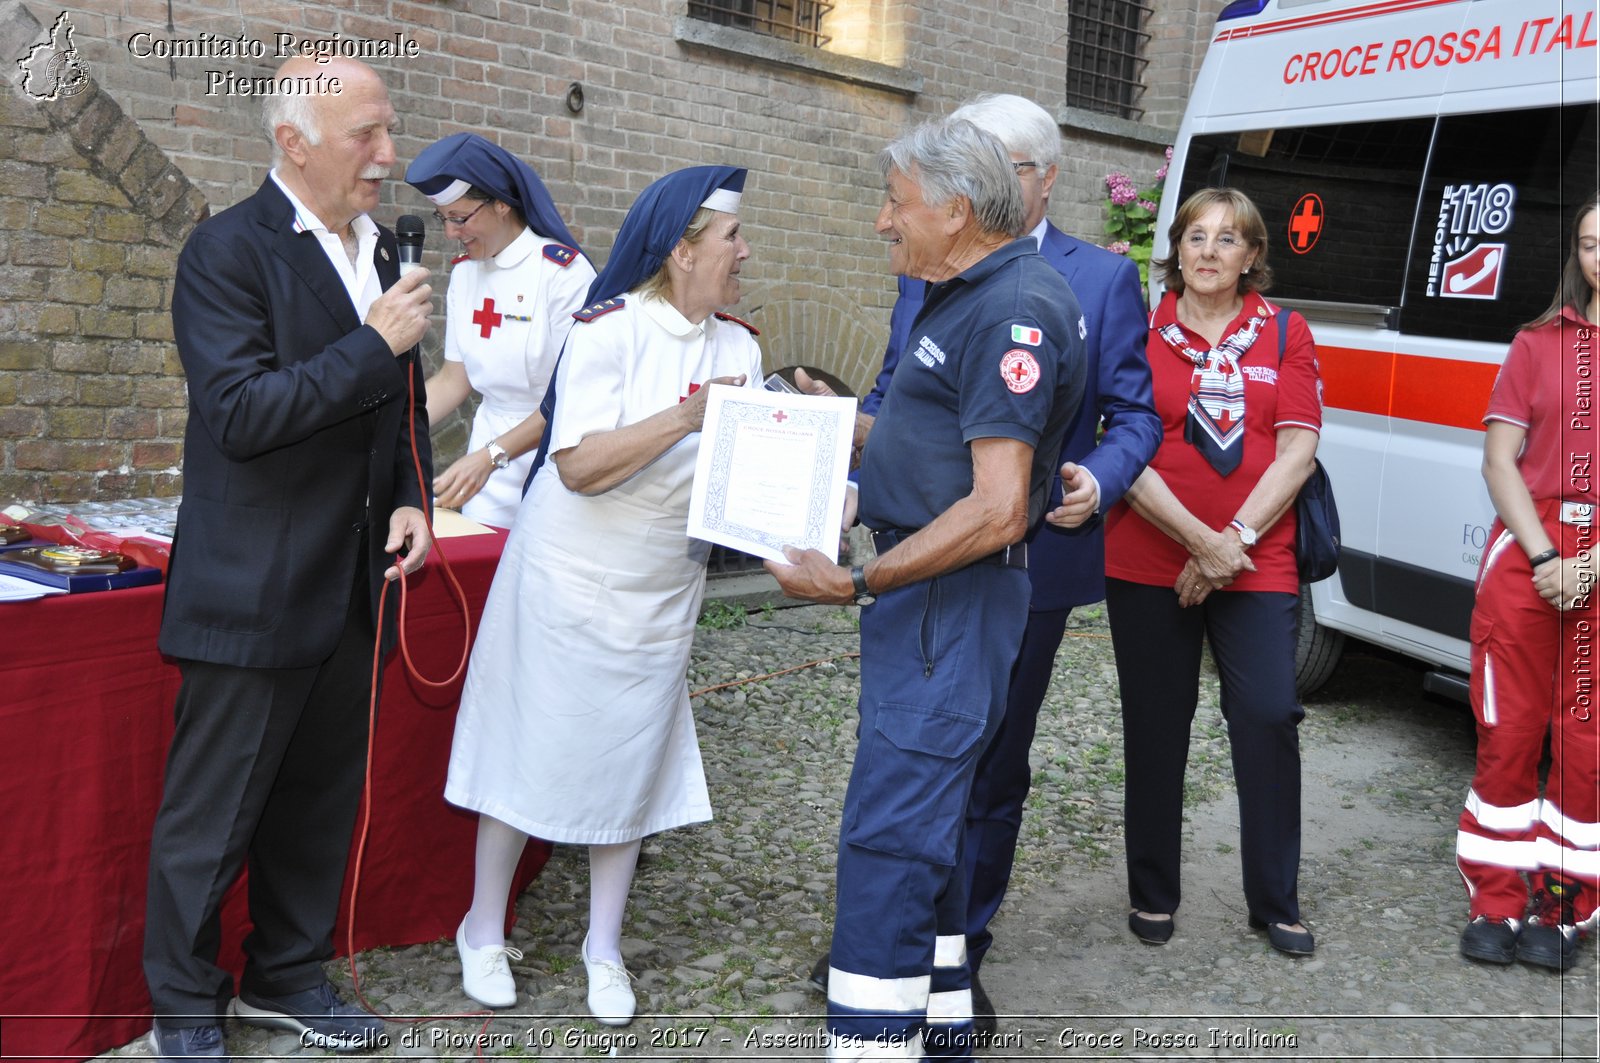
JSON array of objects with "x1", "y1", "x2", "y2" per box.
[{"x1": 1294, "y1": 587, "x2": 1344, "y2": 697}]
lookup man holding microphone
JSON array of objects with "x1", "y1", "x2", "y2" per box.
[{"x1": 144, "y1": 55, "x2": 432, "y2": 1061}]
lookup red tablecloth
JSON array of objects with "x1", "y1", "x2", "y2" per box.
[{"x1": 0, "y1": 528, "x2": 548, "y2": 1062}]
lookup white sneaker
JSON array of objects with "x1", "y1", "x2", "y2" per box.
[
  {"x1": 581, "y1": 935, "x2": 636, "y2": 1026},
  {"x1": 456, "y1": 919, "x2": 522, "y2": 1008}
]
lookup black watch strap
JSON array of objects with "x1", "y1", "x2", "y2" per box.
[{"x1": 850, "y1": 564, "x2": 875, "y2": 604}]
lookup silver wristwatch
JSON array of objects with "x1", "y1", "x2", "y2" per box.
[{"x1": 486, "y1": 440, "x2": 510, "y2": 470}]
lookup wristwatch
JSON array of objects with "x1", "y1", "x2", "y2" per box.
[
  {"x1": 850, "y1": 564, "x2": 876, "y2": 606},
  {"x1": 1228, "y1": 518, "x2": 1258, "y2": 548},
  {"x1": 486, "y1": 440, "x2": 510, "y2": 470}
]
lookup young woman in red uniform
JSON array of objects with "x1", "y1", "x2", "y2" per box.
[{"x1": 1457, "y1": 195, "x2": 1600, "y2": 971}]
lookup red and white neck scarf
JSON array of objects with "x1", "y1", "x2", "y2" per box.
[{"x1": 1157, "y1": 309, "x2": 1268, "y2": 476}]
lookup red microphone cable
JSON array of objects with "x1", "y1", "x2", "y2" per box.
[{"x1": 342, "y1": 312, "x2": 498, "y2": 1050}]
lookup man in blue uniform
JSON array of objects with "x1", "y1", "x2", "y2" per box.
[
  {"x1": 804, "y1": 94, "x2": 1160, "y2": 1032},
  {"x1": 769, "y1": 116, "x2": 1086, "y2": 1061}
]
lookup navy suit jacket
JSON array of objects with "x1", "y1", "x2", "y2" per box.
[
  {"x1": 159, "y1": 178, "x2": 431, "y2": 668},
  {"x1": 864, "y1": 223, "x2": 1158, "y2": 609}
]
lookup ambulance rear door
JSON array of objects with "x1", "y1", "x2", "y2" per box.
[
  {"x1": 1165, "y1": 0, "x2": 1459, "y2": 666},
  {"x1": 1377, "y1": 3, "x2": 1598, "y2": 666},
  {"x1": 1164, "y1": 0, "x2": 1596, "y2": 676}
]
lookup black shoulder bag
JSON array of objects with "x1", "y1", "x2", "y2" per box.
[{"x1": 1276, "y1": 308, "x2": 1341, "y2": 583}]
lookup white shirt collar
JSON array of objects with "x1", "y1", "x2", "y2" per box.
[
  {"x1": 638, "y1": 291, "x2": 704, "y2": 338},
  {"x1": 269, "y1": 169, "x2": 382, "y2": 322},
  {"x1": 1027, "y1": 217, "x2": 1049, "y2": 251},
  {"x1": 269, "y1": 169, "x2": 378, "y2": 241},
  {"x1": 491, "y1": 227, "x2": 539, "y2": 270}
]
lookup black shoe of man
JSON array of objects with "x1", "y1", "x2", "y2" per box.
[
  {"x1": 232, "y1": 981, "x2": 385, "y2": 1052},
  {"x1": 148, "y1": 1020, "x2": 228, "y2": 1062},
  {"x1": 970, "y1": 970, "x2": 998, "y2": 1039},
  {"x1": 806, "y1": 953, "x2": 829, "y2": 993}
]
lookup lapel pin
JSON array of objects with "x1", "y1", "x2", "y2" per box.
[{"x1": 380, "y1": 247, "x2": 390, "y2": 261}]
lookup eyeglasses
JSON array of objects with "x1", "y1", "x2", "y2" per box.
[
  {"x1": 1183, "y1": 230, "x2": 1246, "y2": 251},
  {"x1": 432, "y1": 200, "x2": 489, "y2": 228},
  {"x1": 1011, "y1": 160, "x2": 1040, "y2": 174}
]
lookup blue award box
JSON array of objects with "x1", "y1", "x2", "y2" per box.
[{"x1": 0, "y1": 543, "x2": 162, "y2": 593}]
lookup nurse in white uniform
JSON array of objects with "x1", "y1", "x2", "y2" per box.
[
  {"x1": 444, "y1": 167, "x2": 762, "y2": 1025},
  {"x1": 405, "y1": 133, "x2": 594, "y2": 527}
]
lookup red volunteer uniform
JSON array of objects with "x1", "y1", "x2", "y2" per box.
[
  {"x1": 1457, "y1": 306, "x2": 1600, "y2": 924},
  {"x1": 1105, "y1": 291, "x2": 1322, "y2": 594}
]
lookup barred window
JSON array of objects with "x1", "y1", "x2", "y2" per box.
[
  {"x1": 688, "y1": 0, "x2": 833, "y2": 48},
  {"x1": 1066, "y1": 0, "x2": 1152, "y2": 121}
]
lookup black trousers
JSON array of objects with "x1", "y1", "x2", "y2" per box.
[
  {"x1": 959, "y1": 605, "x2": 1071, "y2": 971},
  {"x1": 1105, "y1": 579, "x2": 1304, "y2": 925},
  {"x1": 143, "y1": 583, "x2": 376, "y2": 1025}
]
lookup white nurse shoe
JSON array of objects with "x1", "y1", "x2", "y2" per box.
[
  {"x1": 581, "y1": 935, "x2": 636, "y2": 1026},
  {"x1": 456, "y1": 919, "x2": 522, "y2": 1008}
]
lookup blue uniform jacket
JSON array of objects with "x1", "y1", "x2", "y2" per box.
[{"x1": 862, "y1": 223, "x2": 1158, "y2": 610}]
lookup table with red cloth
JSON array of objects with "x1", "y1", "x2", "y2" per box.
[{"x1": 0, "y1": 527, "x2": 548, "y2": 1063}]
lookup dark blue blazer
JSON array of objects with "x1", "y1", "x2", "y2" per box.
[
  {"x1": 159, "y1": 178, "x2": 431, "y2": 668},
  {"x1": 864, "y1": 223, "x2": 1158, "y2": 610}
]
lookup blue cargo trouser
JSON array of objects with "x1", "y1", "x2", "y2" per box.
[{"x1": 826, "y1": 562, "x2": 1029, "y2": 1061}]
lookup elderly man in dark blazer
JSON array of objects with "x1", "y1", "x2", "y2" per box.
[{"x1": 143, "y1": 55, "x2": 434, "y2": 1063}]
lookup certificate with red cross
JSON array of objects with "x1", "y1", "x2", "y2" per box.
[{"x1": 687, "y1": 384, "x2": 856, "y2": 563}]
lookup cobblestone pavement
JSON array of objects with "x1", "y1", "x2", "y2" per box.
[{"x1": 105, "y1": 603, "x2": 1598, "y2": 1061}]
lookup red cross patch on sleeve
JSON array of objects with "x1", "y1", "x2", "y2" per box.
[{"x1": 1000, "y1": 349, "x2": 1041, "y2": 394}]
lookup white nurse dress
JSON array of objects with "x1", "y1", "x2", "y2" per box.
[{"x1": 445, "y1": 292, "x2": 764, "y2": 843}]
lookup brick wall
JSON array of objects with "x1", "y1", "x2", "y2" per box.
[
  {"x1": 1, "y1": 0, "x2": 210, "y2": 504},
  {"x1": 1143, "y1": 0, "x2": 1218, "y2": 132},
  {"x1": 2, "y1": 0, "x2": 1224, "y2": 502}
]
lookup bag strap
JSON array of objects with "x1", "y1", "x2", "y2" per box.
[{"x1": 1276, "y1": 307, "x2": 1289, "y2": 363}]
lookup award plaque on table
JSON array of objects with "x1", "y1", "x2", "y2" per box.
[
  {"x1": 0, "y1": 543, "x2": 162, "y2": 592},
  {"x1": 687, "y1": 384, "x2": 856, "y2": 564}
]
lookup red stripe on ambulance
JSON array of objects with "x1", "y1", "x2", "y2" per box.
[{"x1": 1320, "y1": 345, "x2": 1500, "y2": 431}]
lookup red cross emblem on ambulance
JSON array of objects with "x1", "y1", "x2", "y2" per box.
[{"x1": 1289, "y1": 194, "x2": 1323, "y2": 255}]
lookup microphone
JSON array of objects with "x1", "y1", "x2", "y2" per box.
[{"x1": 396, "y1": 214, "x2": 426, "y2": 277}]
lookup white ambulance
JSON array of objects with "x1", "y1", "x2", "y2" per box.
[{"x1": 1159, "y1": 0, "x2": 1598, "y2": 695}]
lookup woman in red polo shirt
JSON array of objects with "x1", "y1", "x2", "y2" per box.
[
  {"x1": 1456, "y1": 194, "x2": 1600, "y2": 972},
  {"x1": 1104, "y1": 187, "x2": 1322, "y2": 957}
]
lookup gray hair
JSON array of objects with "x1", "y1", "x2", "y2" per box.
[
  {"x1": 949, "y1": 93, "x2": 1061, "y2": 171},
  {"x1": 879, "y1": 118, "x2": 1025, "y2": 238},
  {"x1": 264, "y1": 94, "x2": 322, "y2": 160}
]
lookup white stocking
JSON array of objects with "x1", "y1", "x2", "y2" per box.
[
  {"x1": 586, "y1": 840, "x2": 641, "y2": 964},
  {"x1": 462, "y1": 814, "x2": 528, "y2": 949}
]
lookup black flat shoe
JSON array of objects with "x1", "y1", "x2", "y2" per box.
[
  {"x1": 1249, "y1": 915, "x2": 1315, "y2": 956},
  {"x1": 1129, "y1": 910, "x2": 1174, "y2": 945}
]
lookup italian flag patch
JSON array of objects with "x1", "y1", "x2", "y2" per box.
[{"x1": 1011, "y1": 324, "x2": 1041, "y2": 346}]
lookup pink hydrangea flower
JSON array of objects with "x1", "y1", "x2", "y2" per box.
[
  {"x1": 1107, "y1": 240, "x2": 1132, "y2": 255},
  {"x1": 1105, "y1": 172, "x2": 1139, "y2": 206}
]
